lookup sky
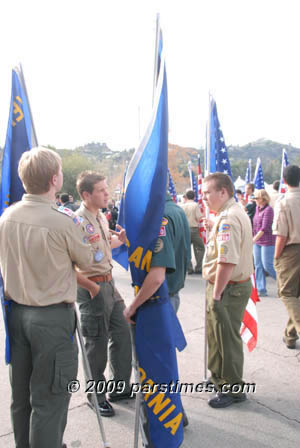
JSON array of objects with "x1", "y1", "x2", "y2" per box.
[{"x1": 1, "y1": 0, "x2": 300, "y2": 152}]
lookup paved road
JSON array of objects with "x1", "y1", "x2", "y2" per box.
[{"x1": 0, "y1": 262, "x2": 299, "y2": 447}]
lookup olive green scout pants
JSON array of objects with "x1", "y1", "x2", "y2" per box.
[
  {"x1": 206, "y1": 280, "x2": 251, "y2": 396},
  {"x1": 8, "y1": 301, "x2": 78, "y2": 448}
]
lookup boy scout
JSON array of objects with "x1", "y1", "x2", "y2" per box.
[
  {"x1": 273, "y1": 165, "x2": 300, "y2": 349},
  {"x1": 75, "y1": 171, "x2": 132, "y2": 417},
  {"x1": 202, "y1": 172, "x2": 253, "y2": 408},
  {"x1": 0, "y1": 147, "x2": 94, "y2": 448}
]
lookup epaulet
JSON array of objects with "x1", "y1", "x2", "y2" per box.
[{"x1": 53, "y1": 205, "x2": 84, "y2": 227}]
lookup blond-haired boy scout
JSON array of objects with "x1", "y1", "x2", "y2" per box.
[
  {"x1": 0, "y1": 147, "x2": 95, "y2": 448},
  {"x1": 273, "y1": 165, "x2": 300, "y2": 349},
  {"x1": 75, "y1": 171, "x2": 132, "y2": 417},
  {"x1": 202, "y1": 172, "x2": 253, "y2": 408}
]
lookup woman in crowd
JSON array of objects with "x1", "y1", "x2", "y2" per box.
[{"x1": 252, "y1": 189, "x2": 276, "y2": 296}]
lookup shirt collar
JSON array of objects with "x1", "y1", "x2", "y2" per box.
[{"x1": 23, "y1": 194, "x2": 55, "y2": 205}]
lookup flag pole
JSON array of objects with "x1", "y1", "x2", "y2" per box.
[
  {"x1": 18, "y1": 64, "x2": 38, "y2": 147},
  {"x1": 203, "y1": 92, "x2": 212, "y2": 382},
  {"x1": 152, "y1": 13, "x2": 160, "y2": 106}
]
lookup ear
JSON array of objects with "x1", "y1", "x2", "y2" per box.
[{"x1": 81, "y1": 190, "x2": 90, "y2": 202}]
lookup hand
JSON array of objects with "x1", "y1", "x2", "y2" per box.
[
  {"x1": 110, "y1": 224, "x2": 127, "y2": 244},
  {"x1": 89, "y1": 283, "x2": 100, "y2": 299},
  {"x1": 213, "y1": 295, "x2": 222, "y2": 301},
  {"x1": 203, "y1": 218, "x2": 213, "y2": 231},
  {"x1": 123, "y1": 304, "x2": 137, "y2": 324}
]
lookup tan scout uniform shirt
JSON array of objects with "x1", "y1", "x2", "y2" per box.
[
  {"x1": 0, "y1": 195, "x2": 94, "y2": 306},
  {"x1": 202, "y1": 197, "x2": 254, "y2": 283},
  {"x1": 272, "y1": 187, "x2": 300, "y2": 244},
  {"x1": 182, "y1": 201, "x2": 202, "y2": 227},
  {"x1": 75, "y1": 204, "x2": 113, "y2": 277}
]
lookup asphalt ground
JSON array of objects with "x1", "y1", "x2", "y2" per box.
[{"x1": 0, "y1": 261, "x2": 299, "y2": 448}]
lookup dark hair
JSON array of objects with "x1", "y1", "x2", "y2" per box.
[
  {"x1": 236, "y1": 189, "x2": 243, "y2": 195},
  {"x1": 60, "y1": 193, "x2": 70, "y2": 203},
  {"x1": 272, "y1": 180, "x2": 280, "y2": 191},
  {"x1": 76, "y1": 171, "x2": 106, "y2": 198},
  {"x1": 186, "y1": 190, "x2": 195, "y2": 200},
  {"x1": 283, "y1": 165, "x2": 300, "y2": 187},
  {"x1": 246, "y1": 183, "x2": 255, "y2": 193},
  {"x1": 204, "y1": 172, "x2": 234, "y2": 198}
]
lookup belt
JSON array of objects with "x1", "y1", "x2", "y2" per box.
[
  {"x1": 88, "y1": 273, "x2": 112, "y2": 283},
  {"x1": 209, "y1": 277, "x2": 250, "y2": 286}
]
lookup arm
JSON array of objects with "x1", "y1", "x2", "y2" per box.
[
  {"x1": 213, "y1": 262, "x2": 235, "y2": 301},
  {"x1": 76, "y1": 272, "x2": 100, "y2": 299},
  {"x1": 274, "y1": 235, "x2": 288, "y2": 259},
  {"x1": 123, "y1": 266, "x2": 166, "y2": 324},
  {"x1": 253, "y1": 230, "x2": 264, "y2": 243}
]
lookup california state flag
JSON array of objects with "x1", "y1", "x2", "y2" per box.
[{"x1": 240, "y1": 274, "x2": 260, "y2": 352}]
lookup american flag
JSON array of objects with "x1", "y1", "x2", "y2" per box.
[
  {"x1": 206, "y1": 97, "x2": 233, "y2": 178},
  {"x1": 188, "y1": 161, "x2": 198, "y2": 202},
  {"x1": 279, "y1": 149, "x2": 289, "y2": 194},
  {"x1": 206, "y1": 95, "x2": 259, "y2": 352},
  {"x1": 168, "y1": 169, "x2": 177, "y2": 203},
  {"x1": 253, "y1": 157, "x2": 265, "y2": 190},
  {"x1": 245, "y1": 159, "x2": 252, "y2": 184},
  {"x1": 197, "y1": 154, "x2": 206, "y2": 243}
]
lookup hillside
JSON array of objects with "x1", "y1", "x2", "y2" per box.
[{"x1": 1, "y1": 139, "x2": 299, "y2": 199}]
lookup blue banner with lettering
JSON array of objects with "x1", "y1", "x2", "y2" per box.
[{"x1": 124, "y1": 24, "x2": 185, "y2": 448}]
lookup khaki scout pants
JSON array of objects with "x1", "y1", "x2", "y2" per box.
[
  {"x1": 206, "y1": 280, "x2": 251, "y2": 396},
  {"x1": 274, "y1": 244, "x2": 300, "y2": 344},
  {"x1": 77, "y1": 280, "x2": 132, "y2": 403},
  {"x1": 8, "y1": 301, "x2": 78, "y2": 448}
]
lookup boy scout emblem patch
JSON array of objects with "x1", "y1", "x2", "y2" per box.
[
  {"x1": 86, "y1": 224, "x2": 95, "y2": 234},
  {"x1": 159, "y1": 226, "x2": 166, "y2": 237},
  {"x1": 162, "y1": 217, "x2": 168, "y2": 226},
  {"x1": 154, "y1": 238, "x2": 164, "y2": 253},
  {"x1": 94, "y1": 250, "x2": 104, "y2": 262}
]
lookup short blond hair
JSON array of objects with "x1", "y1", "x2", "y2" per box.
[
  {"x1": 18, "y1": 146, "x2": 62, "y2": 194},
  {"x1": 254, "y1": 189, "x2": 270, "y2": 205}
]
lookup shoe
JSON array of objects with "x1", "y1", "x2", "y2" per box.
[
  {"x1": 282, "y1": 336, "x2": 296, "y2": 349},
  {"x1": 182, "y1": 408, "x2": 189, "y2": 428},
  {"x1": 208, "y1": 392, "x2": 247, "y2": 408},
  {"x1": 188, "y1": 270, "x2": 194, "y2": 275},
  {"x1": 88, "y1": 399, "x2": 115, "y2": 417},
  {"x1": 108, "y1": 392, "x2": 135, "y2": 402},
  {"x1": 194, "y1": 270, "x2": 202, "y2": 275},
  {"x1": 258, "y1": 290, "x2": 268, "y2": 297}
]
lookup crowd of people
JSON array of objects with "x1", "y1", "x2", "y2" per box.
[{"x1": 0, "y1": 145, "x2": 299, "y2": 447}]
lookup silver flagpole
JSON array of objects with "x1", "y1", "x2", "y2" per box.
[
  {"x1": 203, "y1": 92, "x2": 212, "y2": 382},
  {"x1": 75, "y1": 306, "x2": 111, "y2": 448}
]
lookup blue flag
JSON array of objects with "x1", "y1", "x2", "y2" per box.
[
  {"x1": 112, "y1": 163, "x2": 129, "y2": 270},
  {"x1": 168, "y1": 170, "x2": 178, "y2": 203},
  {"x1": 187, "y1": 161, "x2": 198, "y2": 202},
  {"x1": 206, "y1": 96, "x2": 233, "y2": 178},
  {"x1": 0, "y1": 66, "x2": 37, "y2": 365},
  {"x1": 0, "y1": 66, "x2": 38, "y2": 215},
  {"x1": 124, "y1": 21, "x2": 185, "y2": 448},
  {"x1": 253, "y1": 157, "x2": 265, "y2": 190},
  {"x1": 279, "y1": 149, "x2": 289, "y2": 194},
  {"x1": 245, "y1": 159, "x2": 252, "y2": 184}
]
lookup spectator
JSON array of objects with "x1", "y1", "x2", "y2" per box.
[
  {"x1": 60, "y1": 192, "x2": 77, "y2": 211},
  {"x1": 269, "y1": 180, "x2": 280, "y2": 208},
  {"x1": 245, "y1": 183, "x2": 256, "y2": 225},
  {"x1": 253, "y1": 189, "x2": 276, "y2": 296}
]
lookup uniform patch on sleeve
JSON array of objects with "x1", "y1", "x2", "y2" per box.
[
  {"x1": 57, "y1": 206, "x2": 73, "y2": 217},
  {"x1": 162, "y1": 217, "x2": 168, "y2": 226},
  {"x1": 220, "y1": 246, "x2": 229, "y2": 255},
  {"x1": 217, "y1": 232, "x2": 230, "y2": 242},
  {"x1": 154, "y1": 238, "x2": 164, "y2": 253},
  {"x1": 159, "y1": 226, "x2": 166, "y2": 237},
  {"x1": 219, "y1": 223, "x2": 231, "y2": 232},
  {"x1": 73, "y1": 216, "x2": 84, "y2": 226}
]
